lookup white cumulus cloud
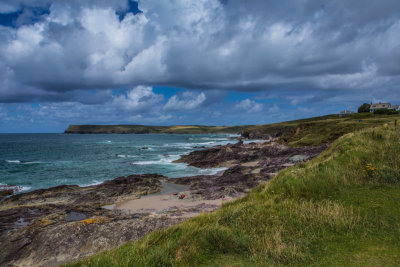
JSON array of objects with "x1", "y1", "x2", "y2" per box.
[
  {"x1": 112, "y1": 86, "x2": 163, "y2": 112},
  {"x1": 0, "y1": 0, "x2": 400, "y2": 103},
  {"x1": 164, "y1": 92, "x2": 206, "y2": 111},
  {"x1": 235, "y1": 99, "x2": 263, "y2": 113}
]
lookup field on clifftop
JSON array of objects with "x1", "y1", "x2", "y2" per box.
[
  {"x1": 243, "y1": 112, "x2": 400, "y2": 146},
  {"x1": 68, "y1": 118, "x2": 400, "y2": 266}
]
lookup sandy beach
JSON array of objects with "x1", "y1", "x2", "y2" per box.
[{"x1": 115, "y1": 181, "x2": 234, "y2": 218}]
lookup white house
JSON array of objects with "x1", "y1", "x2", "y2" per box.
[{"x1": 370, "y1": 102, "x2": 391, "y2": 112}]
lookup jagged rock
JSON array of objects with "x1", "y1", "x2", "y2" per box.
[
  {"x1": 0, "y1": 204, "x2": 183, "y2": 267},
  {"x1": 170, "y1": 142, "x2": 327, "y2": 200},
  {"x1": 2, "y1": 174, "x2": 163, "y2": 208},
  {"x1": 0, "y1": 174, "x2": 171, "y2": 267},
  {"x1": 0, "y1": 185, "x2": 23, "y2": 200},
  {"x1": 175, "y1": 141, "x2": 327, "y2": 169},
  {"x1": 0, "y1": 189, "x2": 13, "y2": 200}
]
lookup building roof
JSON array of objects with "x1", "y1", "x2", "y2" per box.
[{"x1": 370, "y1": 103, "x2": 391, "y2": 109}]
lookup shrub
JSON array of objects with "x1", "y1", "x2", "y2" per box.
[
  {"x1": 373, "y1": 108, "x2": 399, "y2": 115},
  {"x1": 357, "y1": 103, "x2": 370, "y2": 113}
]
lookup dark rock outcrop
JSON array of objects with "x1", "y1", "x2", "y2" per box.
[
  {"x1": 169, "y1": 165, "x2": 264, "y2": 200},
  {"x1": 0, "y1": 174, "x2": 167, "y2": 266},
  {"x1": 2, "y1": 174, "x2": 163, "y2": 208},
  {"x1": 0, "y1": 204, "x2": 183, "y2": 267},
  {"x1": 175, "y1": 141, "x2": 327, "y2": 169},
  {"x1": 0, "y1": 185, "x2": 23, "y2": 201},
  {"x1": 171, "y1": 141, "x2": 327, "y2": 200}
]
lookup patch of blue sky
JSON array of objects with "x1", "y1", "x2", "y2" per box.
[
  {"x1": 0, "y1": 5, "x2": 50, "y2": 27},
  {"x1": 0, "y1": 12, "x2": 19, "y2": 27},
  {"x1": 153, "y1": 86, "x2": 183, "y2": 99},
  {"x1": 117, "y1": 0, "x2": 141, "y2": 21}
]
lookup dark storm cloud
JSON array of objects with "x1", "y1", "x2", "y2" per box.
[{"x1": 0, "y1": 0, "x2": 399, "y2": 104}]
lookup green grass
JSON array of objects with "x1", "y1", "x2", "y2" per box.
[
  {"x1": 243, "y1": 113, "x2": 400, "y2": 146},
  {"x1": 67, "y1": 121, "x2": 400, "y2": 266}
]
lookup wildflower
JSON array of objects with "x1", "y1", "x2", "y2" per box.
[
  {"x1": 363, "y1": 163, "x2": 377, "y2": 179},
  {"x1": 365, "y1": 163, "x2": 377, "y2": 171}
]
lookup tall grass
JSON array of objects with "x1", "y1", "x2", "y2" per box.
[{"x1": 68, "y1": 123, "x2": 400, "y2": 267}]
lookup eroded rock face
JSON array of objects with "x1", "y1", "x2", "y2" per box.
[
  {"x1": 2, "y1": 174, "x2": 163, "y2": 208},
  {"x1": 0, "y1": 185, "x2": 23, "y2": 201},
  {"x1": 0, "y1": 204, "x2": 183, "y2": 267},
  {"x1": 169, "y1": 165, "x2": 263, "y2": 200},
  {"x1": 0, "y1": 174, "x2": 168, "y2": 267},
  {"x1": 174, "y1": 141, "x2": 327, "y2": 169},
  {"x1": 171, "y1": 142, "x2": 327, "y2": 200}
]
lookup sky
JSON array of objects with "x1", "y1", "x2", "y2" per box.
[{"x1": 0, "y1": 0, "x2": 399, "y2": 133}]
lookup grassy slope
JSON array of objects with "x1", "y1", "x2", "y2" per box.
[
  {"x1": 244, "y1": 113, "x2": 400, "y2": 146},
  {"x1": 68, "y1": 120, "x2": 400, "y2": 266}
]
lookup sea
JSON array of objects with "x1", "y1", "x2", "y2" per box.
[{"x1": 0, "y1": 133, "x2": 247, "y2": 192}]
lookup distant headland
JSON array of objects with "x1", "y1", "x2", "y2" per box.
[{"x1": 64, "y1": 124, "x2": 249, "y2": 134}]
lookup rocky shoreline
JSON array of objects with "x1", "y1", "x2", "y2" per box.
[{"x1": 0, "y1": 140, "x2": 327, "y2": 266}]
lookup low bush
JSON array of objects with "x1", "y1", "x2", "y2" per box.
[{"x1": 373, "y1": 108, "x2": 399, "y2": 115}]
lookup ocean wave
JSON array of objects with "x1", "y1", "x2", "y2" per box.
[
  {"x1": 97, "y1": 140, "x2": 112, "y2": 144},
  {"x1": 115, "y1": 154, "x2": 137, "y2": 158},
  {"x1": 164, "y1": 142, "x2": 191, "y2": 147},
  {"x1": 187, "y1": 137, "x2": 229, "y2": 141},
  {"x1": 20, "y1": 186, "x2": 31, "y2": 191},
  {"x1": 0, "y1": 184, "x2": 30, "y2": 192},
  {"x1": 164, "y1": 141, "x2": 217, "y2": 148},
  {"x1": 243, "y1": 139, "x2": 266, "y2": 144},
  {"x1": 80, "y1": 180, "x2": 103, "y2": 187},
  {"x1": 131, "y1": 155, "x2": 180, "y2": 166},
  {"x1": 201, "y1": 137, "x2": 229, "y2": 141},
  {"x1": 6, "y1": 160, "x2": 42, "y2": 164},
  {"x1": 198, "y1": 167, "x2": 228, "y2": 175},
  {"x1": 6, "y1": 160, "x2": 21, "y2": 163}
]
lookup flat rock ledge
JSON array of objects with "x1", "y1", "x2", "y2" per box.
[{"x1": 0, "y1": 174, "x2": 173, "y2": 267}]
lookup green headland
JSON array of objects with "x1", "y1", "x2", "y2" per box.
[{"x1": 64, "y1": 124, "x2": 249, "y2": 134}]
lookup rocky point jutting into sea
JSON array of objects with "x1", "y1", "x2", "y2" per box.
[{"x1": 0, "y1": 138, "x2": 327, "y2": 266}]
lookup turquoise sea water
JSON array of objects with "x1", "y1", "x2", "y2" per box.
[{"x1": 0, "y1": 133, "x2": 241, "y2": 192}]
